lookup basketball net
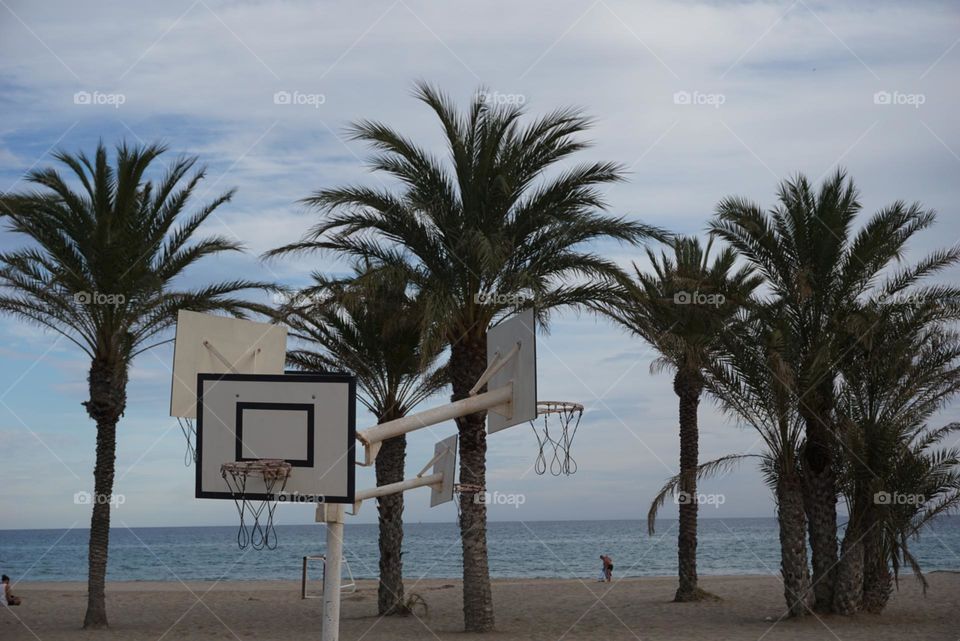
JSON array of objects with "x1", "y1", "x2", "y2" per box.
[
  {"x1": 177, "y1": 417, "x2": 196, "y2": 466},
  {"x1": 221, "y1": 459, "x2": 293, "y2": 550},
  {"x1": 529, "y1": 401, "x2": 584, "y2": 476}
]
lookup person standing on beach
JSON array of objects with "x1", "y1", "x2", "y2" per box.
[
  {"x1": 2, "y1": 575, "x2": 22, "y2": 606},
  {"x1": 599, "y1": 555, "x2": 613, "y2": 582}
]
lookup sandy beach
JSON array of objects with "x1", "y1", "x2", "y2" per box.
[{"x1": 3, "y1": 573, "x2": 958, "y2": 641}]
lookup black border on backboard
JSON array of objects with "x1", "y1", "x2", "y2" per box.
[
  {"x1": 235, "y1": 402, "x2": 315, "y2": 467},
  {"x1": 195, "y1": 372, "x2": 356, "y2": 503}
]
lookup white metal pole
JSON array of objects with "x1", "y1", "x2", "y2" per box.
[
  {"x1": 469, "y1": 342, "x2": 520, "y2": 396},
  {"x1": 321, "y1": 504, "x2": 344, "y2": 641},
  {"x1": 358, "y1": 383, "x2": 511, "y2": 448},
  {"x1": 354, "y1": 472, "x2": 443, "y2": 503}
]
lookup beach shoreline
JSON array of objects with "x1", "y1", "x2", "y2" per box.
[
  {"x1": 4, "y1": 573, "x2": 793, "y2": 588},
  {"x1": 4, "y1": 573, "x2": 958, "y2": 640}
]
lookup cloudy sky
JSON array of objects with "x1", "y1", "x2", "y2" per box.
[{"x1": 1, "y1": 0, "x2": 958, "y2": 529}]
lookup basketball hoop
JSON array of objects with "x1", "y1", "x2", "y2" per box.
[
  {"x1": 221, "y1": 459, "x2": 293, "y2": 550},
  {"x1": 529, "y1": 401, "x2": 583, "y2": 476},
  {"x1": 176, "y1": 417, "x2": 196, "y2": 466}
]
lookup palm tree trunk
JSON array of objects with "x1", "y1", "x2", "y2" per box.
[
  {"x1": 776, "y1": 468, "x2": 812, "y2": 617},
  {"x1": 800, "y1": 405, "x2": 838, "y2": 613},
  {"x1": 375, "y1": 432, "x2": 406, "y2": 615},
  {"x1": 861, "y1": 521, "x2": 892, "y2": 613},
  {"x1": 450, "y1": 334, "x2": 494, "y2": 632},
  {"x1": 82, "y1": 356, "x2": 128, "y2": 629},
  {"x1": 832, "y1": 523, "x2": 864, "y2": 615},
  {"x1": 673, "y1": 369, "x2": 703, "y2": 602},
  {"x1": 833, "y1": 480, "x2": 872, "y2": 615},
  {"x1": 859, "y1": 442, "x2": 890, "y2": 614}
]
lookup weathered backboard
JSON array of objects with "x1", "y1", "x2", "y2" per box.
[
  {"x1": 487, "y1": 308, "x2": 537, "y2": 433},
  {"x1": 170, "y1": 310, "x2": 287, "y2": 419},
  {"x1": 195, "y1": 373, "x2": 356, "y2": 503},
  {"x1": 430, "y1": 434, "x2": 458, "y2": 507}
]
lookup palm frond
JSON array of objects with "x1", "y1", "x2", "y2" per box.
[
  {"x1": 0, "y1": 141, "x2": 271, "y2": 363},
  {"x1": 647, "y1": 454, "x2": 758, "y2": 535}
]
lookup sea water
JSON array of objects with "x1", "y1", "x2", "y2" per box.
[{"x1": 1, "y1": 517, "x2": 958, "y2": 582}]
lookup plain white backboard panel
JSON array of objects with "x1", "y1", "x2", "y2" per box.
[
  {"x1": 170, "y1": 310, "x2": 287, "y2": 418},
  {"x1": 430, "y1": 434, "x2": 458, "y2": 507},
  {"x1": 196, "y1": 373, "x2": 356, "y2": 503},
  {"x1": 238, "y1": 406, "x2": 313, "y2": 462},
  {"x1": 487, "y1": 308, "x2": 537, "y2": 433}
]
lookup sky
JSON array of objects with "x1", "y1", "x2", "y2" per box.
[{"x1": 1, "y1": 0, "x2": 958, "y2": 529}]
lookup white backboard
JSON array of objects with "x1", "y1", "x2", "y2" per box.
[
  {"x1": 170, "y1": 310, "x2": 287, "y2": 418},
  {"x1": 195, "y1": 373, "x2": 356, "y2": 503},
  {"x1": 487, "y1": 308, "x2": 537, "y2": 433},
  {"x1": 430, "y1": 434, "x2": 458, "y2": 507}
]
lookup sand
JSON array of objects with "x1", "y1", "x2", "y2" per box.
[{"x1": 2, "y1": 573, "x2": 958, "y2": 640}]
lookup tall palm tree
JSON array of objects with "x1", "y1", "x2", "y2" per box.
[
  {"x1": 834, "y1": 295, "x2": 960, "y2": 614},
  {"x1": 280, "y1": 264, "x2": 446, "y2": 615},
  {"x1": 0, "y1": 142, "x2": 270, "y2": 628},
  {"x1": 595, "y1": 236, "x2": 760, "y2": 601},
  {"x1": 709, "y1": 170, "x2": 957, "y2": 612},
  {"x1": 265, "y1": 83, "x2": 662, "y2": 631}
]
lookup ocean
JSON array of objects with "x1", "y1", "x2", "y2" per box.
[{"x1": 2, "y1": 518, "x2": 959, "y2": 583}]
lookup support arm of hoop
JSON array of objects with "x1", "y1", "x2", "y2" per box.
[
  {"x1": 355, "y1": 384, "x2": 512, "y2": 466},
  {"x1": 415, "y1": 447, "x2": 448, "y2": 478},
  {"x1": 360, "y1": 441, "x2": 381, "y2": 467},
  {"x1": 202, "y1": 339, "x2": 262, "y2": 373},
  {"x1": 469, "y1": 342, "x2": 520, "y2": 396},
  {"x1": 346, "y1": 472, "x2": 444, "y2": 515}
]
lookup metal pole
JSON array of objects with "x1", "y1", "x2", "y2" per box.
[
  {"x1": 321, "y1": 504, "x2": 344, "y2": 641},
  {"x1": 358, "y1": 383, "x2": 512, "y2": 448},
  {"x1": 354, "y1": 473, "x2": 443, "y2": 503},
  {"x1": 301, "y1": 556, "x2": 308, "y2": 599},
  {"x1": 469, "y1": 342, "x2": 520, "y2": 396}
]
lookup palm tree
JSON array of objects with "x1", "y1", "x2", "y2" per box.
[
  {"x1": 709, "y1": 170, "x2": 957, "y2": 612},
  {"x1": 265, "y1": 83, "x2": 662, "y2": 631},
  {"x1": 280, "y1": 264, "x2": 446, "y2": 615},
  {"x1": 0, "y1": 142, "x2": 270, "y2": 628},
  {"x1": 834, "y1": 295, "x2": 960, "y2": 613},
  {"x1": 707, "y1": 307, "x2": 812, "y2": 617},
  {"x1": 857, "y1": 420, "x2": 960, "y2": 611},
  {"x1": 594, "y1": 236, "x2": 760, "y2": 601}
]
